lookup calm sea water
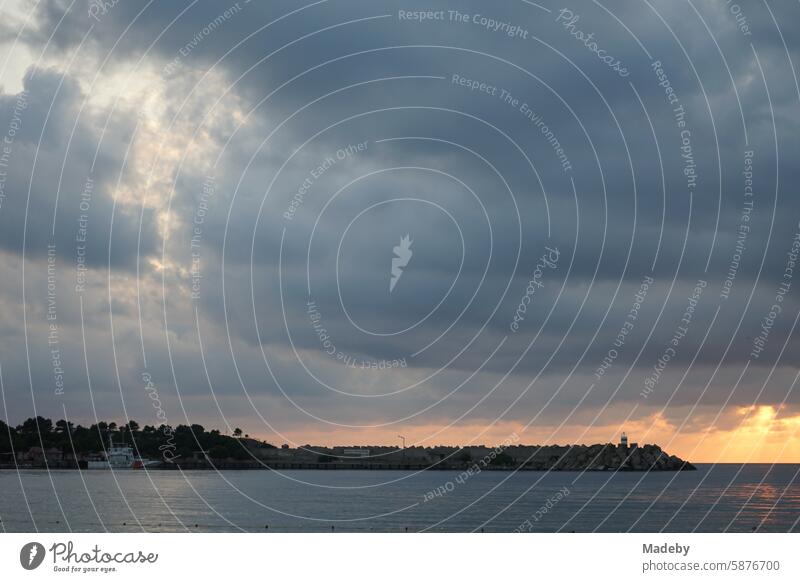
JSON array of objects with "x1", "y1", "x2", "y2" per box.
[{"x1": 1, "y1": 464, "x2": 798, "y2": 532}]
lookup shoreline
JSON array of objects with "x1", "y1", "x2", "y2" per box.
[
  {"x1": 0, "y1": 466, "x2": 695, "y2": 472},
  {"x1": 1, "y1": 442, "x2": 696, "y2": 472}
]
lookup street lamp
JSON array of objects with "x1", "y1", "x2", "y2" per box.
[{"x1": 398, "y1": 435, "x2": 406, "y2": 449}]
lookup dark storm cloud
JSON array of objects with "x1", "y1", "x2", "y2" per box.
[{"x1": 1, "y1": 0, "x2": 799, "y2": 436}]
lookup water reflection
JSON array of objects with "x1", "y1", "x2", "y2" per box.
[{"x1": 0, "y1": 464, "x2": 797, "y2": 532}]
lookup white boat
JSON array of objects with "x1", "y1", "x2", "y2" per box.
[{"x1": 87, "y1": 435, "x2": 159, "y2": 470}]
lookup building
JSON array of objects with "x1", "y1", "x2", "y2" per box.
[
  {"x1": 17, "y1": 447, "x2": 63, "y2": 465},
  {"x1": 620, "y1": 432, "x2": 628, "y2": 447}
]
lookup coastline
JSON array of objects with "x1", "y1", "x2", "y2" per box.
[{"x1": 2, "y1": 442, "x2": 696, "y2": 472}]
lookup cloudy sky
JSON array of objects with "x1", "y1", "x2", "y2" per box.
[{"x1": 1, "y1": 0, "x2": 799, "y2": 461}]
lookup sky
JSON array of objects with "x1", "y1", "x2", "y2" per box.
[{"x1": 1, "y1": 0, "x2": 800, "y2": 462}]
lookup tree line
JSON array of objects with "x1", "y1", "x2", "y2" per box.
[{"x1": 0, "y1": 417, "x2": 274, "y2": 461}]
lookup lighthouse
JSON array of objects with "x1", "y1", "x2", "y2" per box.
[{"x1": 620, "y1": 432, "x2": 629, "y2": 448}]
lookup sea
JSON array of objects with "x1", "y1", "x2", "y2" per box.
[{"x1": 1, "y1": 464, "x2": 798, "y2": 532}]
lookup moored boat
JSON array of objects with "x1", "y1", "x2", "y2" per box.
[{"x1": 87, "y1": 435, "x2": 159, "y2": 469}]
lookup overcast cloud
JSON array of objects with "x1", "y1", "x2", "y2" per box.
[{"x1": 1, "y1": 0, "x2": 800, "y2": 460}]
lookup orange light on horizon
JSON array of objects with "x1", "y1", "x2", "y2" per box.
[{"x1": 247, "y1": 405, "x2": 800, "y2": 463}]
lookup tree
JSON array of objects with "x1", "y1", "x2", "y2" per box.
[
  {"x1": 19, "y1": 416, "x2": 53, "y2": 434},
  {"x1": 55, "y1": 419, "x2": 74, "y2": 434},
  {"x1": 233, "y1": 428, "x2": 243, "y2": 438},
  {"x1": 0, "y1": 420, "x2": 15, "y2": 454}
]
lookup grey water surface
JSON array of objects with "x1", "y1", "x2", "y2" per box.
[{"x1": 1, "y1": 464, "x2": 798, "y2": 532}]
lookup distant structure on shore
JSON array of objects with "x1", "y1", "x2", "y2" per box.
[{"x1": 620, "y1": 432, "x2": 638, "y2": 450}]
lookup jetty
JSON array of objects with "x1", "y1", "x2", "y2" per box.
[{"x1": 165, "y1": 440, "x2": 695, "y2": 472}]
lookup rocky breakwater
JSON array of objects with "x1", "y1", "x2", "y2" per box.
[{"x1": 520, "y1": 443, "x2": 695, "y2": 471}]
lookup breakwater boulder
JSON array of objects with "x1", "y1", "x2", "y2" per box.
[
  {"x1": 515, "y1": 443, "x2": 695, "y2": 471},
  {"x1": 247, "y1": 442, "x2": 696, "y2": 471}
]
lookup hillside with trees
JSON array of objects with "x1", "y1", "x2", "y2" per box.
[{"x1": 0, "y1": 416, "x2": 274, "y2": 464}]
